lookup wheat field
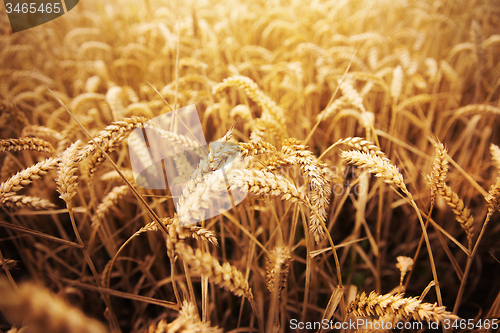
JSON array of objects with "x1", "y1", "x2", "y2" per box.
[{"x1": 1, "y1": 0, "x2": 500, "y2": 332}]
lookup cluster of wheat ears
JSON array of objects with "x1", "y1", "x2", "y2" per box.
[{"x1": 1, "y1": 0, "x2": 500, "y2": 332}]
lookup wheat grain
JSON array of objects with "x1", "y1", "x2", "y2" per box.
[
  {"x1": 359, "y1": 111, "x2": 375, "y2": 129},
  {"x1": 177, "y1": 157, "x2": 236, "y2": 226}
]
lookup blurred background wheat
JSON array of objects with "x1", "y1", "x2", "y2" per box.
[{"x1": 1, "y1": 0, "x2": 500, "y2": 332}]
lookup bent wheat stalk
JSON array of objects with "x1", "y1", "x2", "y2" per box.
[
  {"x1": 341, "y1": 150, "x2": 443, "y2": 306},
  {"x1": 454, "y1": 177, "x2": 500, "y2": 314}
]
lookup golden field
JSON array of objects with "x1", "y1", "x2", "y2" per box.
[{"x1": 1, "y1": 0, "x2": 500, "y2": 332}]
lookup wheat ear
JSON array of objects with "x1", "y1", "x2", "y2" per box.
[
  {"x1": 348, "y1": 291, "x2": 458, "y2": 324},
  {"x1": 82, "y1": 117, "x2": 148, "y2": 176},
  {"x1": 266, "y1": 246, "x2": 291, "y2": 298},
  {"x1": 1, "y1": 195, "x2": 56, "y2": 210},
  {"x1": 56, "y1": 140, "x2": 83, "y2": 203},
  {"x1": 239, "y1": 141, "x2": 277, "y2": 157},
  {"x1": 340, "y1": 150, "x2": 409, "y2": 196},
  {"x1": 213, "y1": 75, "x2": 286, "y2": 126},
  {"x1": 490, "y1": 143, "x2": 500, "y2": 170},
  {"x1": 229, "y1": 168, "x2": 311, "y2": 206},
  {"x1": 0, "y1": 157, "x2": 60, "y2": 197},
  {"x1": 342, "y1": 150, "x2": 443, "y2": 304},
  {"x1": 339, "y1": 79, "x2": 366, "y2": 112},
  {"x1": 437, "y1": 184, "x2": 474, "y2": 246},
  {"x1": 334, "y1": 137, "x2": 385, "y2": 157},
  {"x1": 0, "y1": 138, "x2": 54, "y2": 153},
  {"x1": 486, "y1": 177, "x2": 500, "y2": 212},
  {"x1": 391, "y1": 65, "x2": 404, "y2": 101},
  {"x1": 21, "y1": 125, "x2": 63, "y2": 141},
  {"x1": 91, "y1": 185, "x2": 129, "y2": 229},
  {"x1": 0, "y1": 278, "x2": 108, "y2": 333},
  {"x1": 429, "y1": 141, "x2": 449, "y2": 205},
  {"x1": 175, "y1": 242, "x2": 253, "y2": 300},
  {"x1": 282, "y1": 138, "x2": 332, "y2": 242},
  {"x1": 454, "y1": 176, "x2": 500, "y2": 314},
  {"x1": 396, "y1": 256, "x2": 414, "y2": 286},
  {"x1": 148, "y1": 300, "x2": 223, "y2": 333}
]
